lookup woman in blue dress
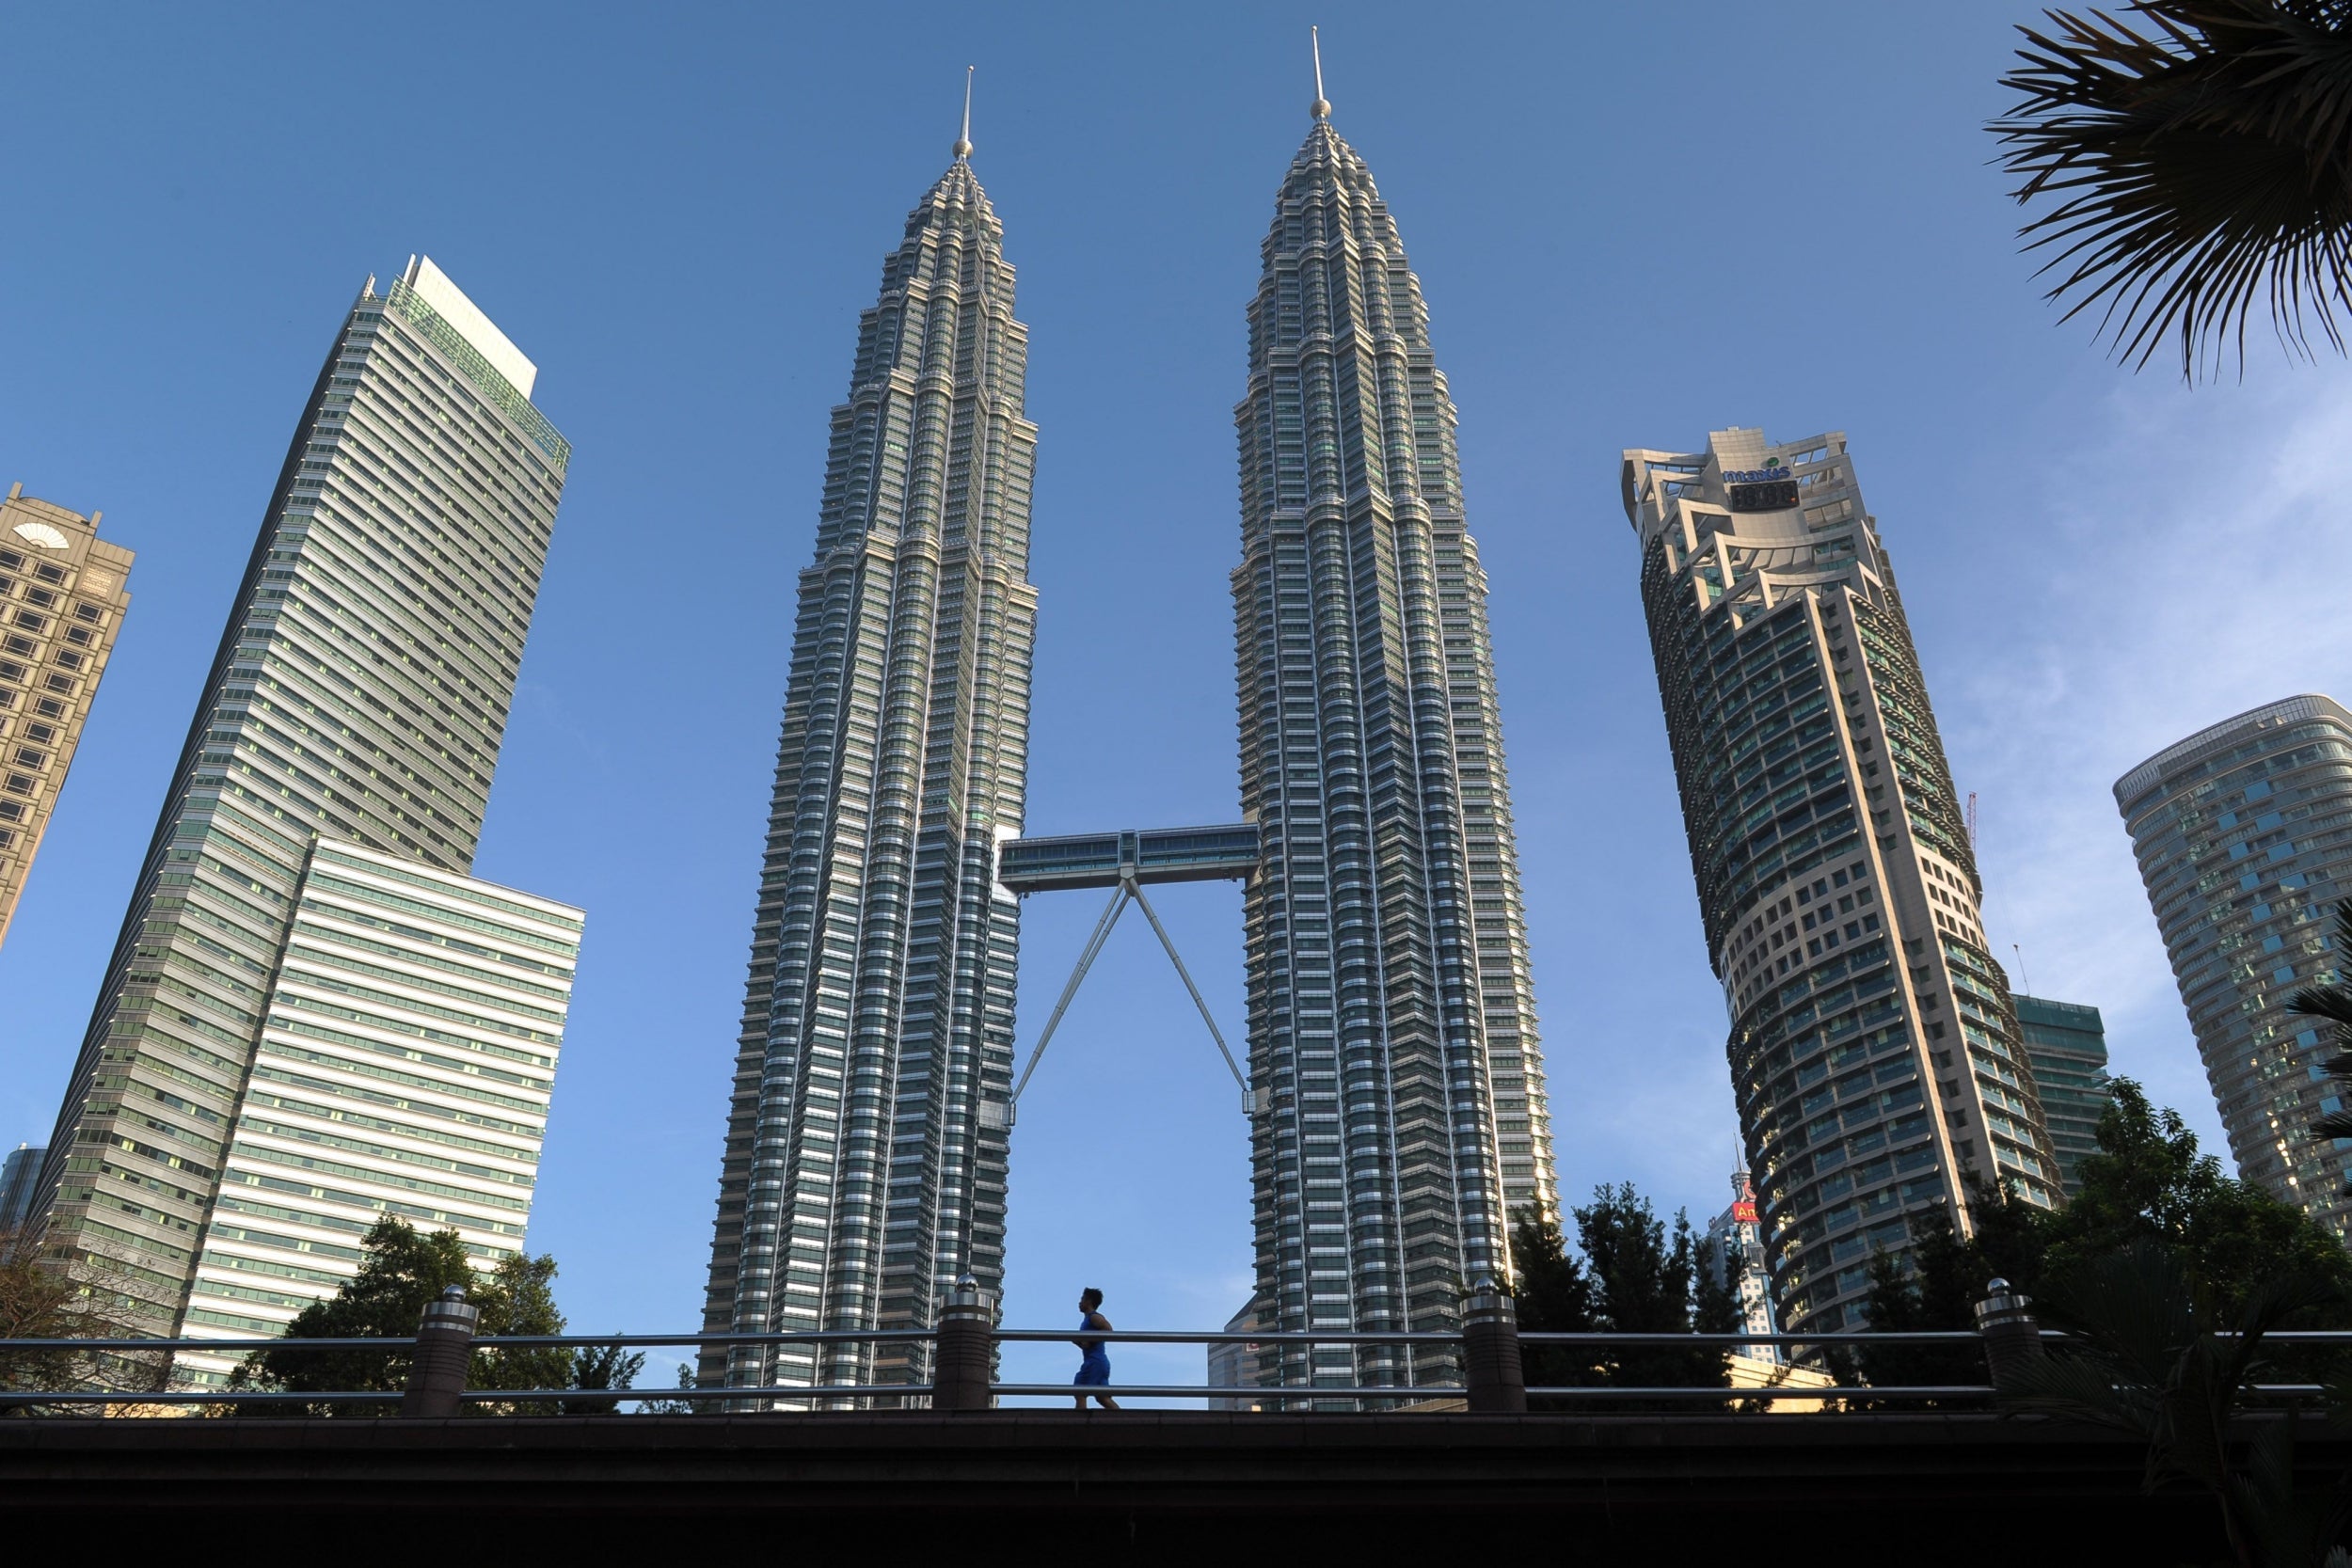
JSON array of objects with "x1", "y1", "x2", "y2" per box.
[{"x1": 1073, "y1": 1287, "x2": 1119, "y2": 1409}]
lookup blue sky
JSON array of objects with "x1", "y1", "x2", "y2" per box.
[{"x1": 5, "y1": 2, "x2": 2347, "y2": 1392}]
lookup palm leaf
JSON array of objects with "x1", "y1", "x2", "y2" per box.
[{"x1": 1989, "y1": 1, "x2": 2352, "y2": 378}]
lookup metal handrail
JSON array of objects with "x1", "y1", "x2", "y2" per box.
[
  {"x1": 0, "y1": 1325, "x2": 2114, "y2": 1354},
  {"x1": 8, "y1": 1319, "x2": 2351, "y2": 1412}
]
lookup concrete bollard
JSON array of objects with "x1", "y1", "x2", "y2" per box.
[
  {"x1": 400, "y1": 1286, "x2": 479, "y2": 1418},
  {"x1": 1462, "y1": 1277, "x2": 1528, "y2": 1414},
  {"x1": 931, "y1": 1274, "x2": 996, "y2": 1413},
  {"x1": 1973, "y1": 1277, "x2": 2044, "y2": 1391}
]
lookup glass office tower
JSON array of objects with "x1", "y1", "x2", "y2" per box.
[
  {"x1": 2116, "y1": 694, "x2": 2352, "y2": 1238},
  {"x1": 1232, "y1": 84, "x2": 1552, "y2": 1397},
  {"x1": 34, "y1": 257, "x2": 570, "y2": 1331},
  {"x1": 700, "y1": 128, "x2": 1037, "y2": 1401},
  {"x1": 1621, "y1": 427, "x2": 2059, "y2": 1336},
  {"x1": 0, "y1": 486, "x2": 134, "y2": 954},
  {"x1": 2011, "y1": 995, "x2": 2110, "y2": 1198}
]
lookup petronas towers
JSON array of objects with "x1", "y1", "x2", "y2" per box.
[{"x1": 702, "y1": 70, "x2": 1551, "y2": 1401}]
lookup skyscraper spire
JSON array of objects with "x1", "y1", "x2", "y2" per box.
[
  {"x1": 954, "y1": 64, "x2": 974, "y2": 160},
  {"x1": 1310, "y1": 26, "x2": 1330, "y2": 120}
]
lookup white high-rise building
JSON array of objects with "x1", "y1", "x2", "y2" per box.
[
  {"x1": 34, "y1": 256, "x2": 574, "y2": 1333},
  {"x1": 178, "y1": 841, "x2": 580, "y2": 1383}
]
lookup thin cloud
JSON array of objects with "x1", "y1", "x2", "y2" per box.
[{"x1": 1951, "y1": 373, "x2": 2352, "y2": 1158}]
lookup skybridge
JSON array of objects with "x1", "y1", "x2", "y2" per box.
[
  {"x1": 994, "y1": 823, "x2": 1261, "y2": 894},
  {"x1": 989, "y1": 822, "x2": 1261, "y2": 1128}
]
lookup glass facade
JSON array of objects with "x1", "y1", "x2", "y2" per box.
[
  {"x1": 701, "y1": 142, "x2": 1037, "y2": 1402},
  {"x1": 1622, "y1": 428, "x2": 2060, "y2": 1336},
  {"x1": 1232, "y1": 102, "x2": 1553, "y2": 1398},
  {"x1": 2115, "y1": 694, "x2": 2352, "y2": 1238},
  {"x1": 33, "y1": 257, "x2": 569, "y2": 1332},
  {"x1": 2011, "y1": 995, "x2": 2110, "y2": 1198},
  {"x1": 176, "y1": 840, "x2": 579, "y2": 1385}
]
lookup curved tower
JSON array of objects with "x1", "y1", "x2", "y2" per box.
[
  {"x1": 1621, "y1": 427, "x2": 2060, "y2": 1337},
  {"x1": 1232, "y1": 62, "x2": 1553, "y2": 1393},
  {"x1": 701, "y1": 110, "x2": 1037, "y2": 1399}
]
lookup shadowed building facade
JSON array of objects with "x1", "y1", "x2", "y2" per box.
[
  {"x1": 2010, "y1": 995, "x2": 2109, "y2": 1199},
  {"x1": 1231, "y1": 68, "x2": 1553, "y2": 1397},
  {"x1": 31, "y1": 257, "x2": 571, "y2": 1332},
  {"x1": 0, "y1": 486, "x2": 134, "y2": 954},
  {"x1": 700, "y1": 117, "x2": 1037, "y2": 1400},
  {"x1": 2116, "y1": 695, "x2": 2352, "y2": 1238},
  {"x1": 1621, "y1": 427, "x2": 2059, "y2": 1337}
]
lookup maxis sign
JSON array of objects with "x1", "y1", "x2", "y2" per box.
[{"x1": 1724, "y1": 460, "x2": 1800, "y2": 513}]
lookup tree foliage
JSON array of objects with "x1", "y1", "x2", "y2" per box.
[
  {"x1": 1509, "y1": 1183, "x2": 1732, "y2": 1402},
  {"x1": 2000, "y1": 1240, "x2": 2352, "y2": 1568},
  {"x1": 233, "y1": 1216, "x2": 640, "y2": 1416},
  {"x1": 1862, "y1": 1080, "x2": 2352, "y2": 1380},
  {"x1": 1988, "y1": 1, "x2": 2352, "y2": 378}
]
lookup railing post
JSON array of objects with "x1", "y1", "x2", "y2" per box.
[
  {"x1": 1973, "y1": 1276, "x2": 2043, "y2": 1390},
  {"x1": 1462, "y1": 1276, "x2": 1527, "y2": 1414},
  {"x1": 931, "y1": 1274, "x2": 995, "y2": 1412},
  {"x1": 399, "y1": 1285, "x2": 479, "y2": 1418}
]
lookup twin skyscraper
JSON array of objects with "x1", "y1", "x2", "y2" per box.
[{"x1": 696, "y1": 66, "x2": 1554, "y2": 1401}]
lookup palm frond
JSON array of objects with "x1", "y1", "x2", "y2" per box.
[
  {"x1": 1989, "y1": 1, "x2": 2352, "y2": 379},
  {"x1": 2287, "y1": 984, "x2": 2352, "y2": 1029}
]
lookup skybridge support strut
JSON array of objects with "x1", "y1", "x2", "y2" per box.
[{"x1": 990, "y1": 821, "x2": 1262, "y2": 1128}]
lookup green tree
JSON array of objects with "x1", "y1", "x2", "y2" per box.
[
  {"x1": 1989, "y1": 2, "x2": 2352, "y2": 378},
  {"x1": 1860, "y1": 1080, "x2": 2352, "y2": 1394},
  {"x1": 2001, "y1": 1240, "x2": 2352, "y2": 1568},
  {"x1": 1507, "y1": 1206, "x2": 1597, "y2": 1399},
  {"x1": 232, "y1": 1216, "x2": 640, "y2": 1416},
  {"x1": 1858, "y1": 1189, "x2": 2035, "y2": 1391},
  {"x1": 1573, "y1": 1184, "x2": 1729, "y2": 1393},
  {"x1": 234, "y1": 1216, "x2": 472, "y2": 1412},
  {"x1": 2045, "y1": 1080, "x2": 2352, "y2": 1322},
  {"x1": 470, "y1": 1250, "x2": 570, "y2": 1412}
]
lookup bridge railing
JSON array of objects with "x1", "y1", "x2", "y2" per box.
[{"x1": 4, "y1": 1280, "x2": 2347, "y2": 1414}]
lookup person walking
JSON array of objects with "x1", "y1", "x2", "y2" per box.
[{"x1": 1073, "y1": 1287, "x2": 1119, "y2": 1410}]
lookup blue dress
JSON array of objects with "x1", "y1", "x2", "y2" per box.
[{"x1": 1074, "y1": 1312, "x2": 1111, "y2": 1387}]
